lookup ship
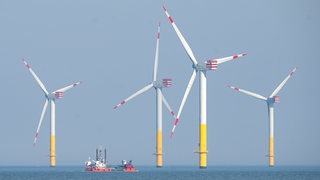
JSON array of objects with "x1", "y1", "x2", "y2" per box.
[
  {"x1": 85, "y1": 147, "x2": 137, "y2": 172},
  {"x1": 85, "y1": 147, "x2": 113, "y2": 172},
  {"x1": 114, "y1": 160, "x2": 137, "y2": 172}
]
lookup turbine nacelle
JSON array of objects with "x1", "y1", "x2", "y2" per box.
[
  {"x1": 162, "y1": 78, "x2": 172, "y2": 87},
  {"x1": 54, "y1": 91, "x2": 64, "y2": 99},
  {"x1": 267, "y1": 96, "x2": 280, "y2": 104},
  {"x1": 206, "y1": 60, "x2": 218, "y2": 70},
  {"x1": 152, "y1": 78, "x2": 173, "y2": 88},
  {"x1": 45, "y1": 92, "x2": 64, "y2": 100},
  {"x1": 192, "y1": 62, "x2": 207, "y2": 72},
  {"x1": 192, "y1": 61, "x2": 218, "y2": 72}
]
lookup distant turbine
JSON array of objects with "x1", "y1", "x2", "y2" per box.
[
  {"x1": 23, "y1": 60, "x2": 81, "y2": 167},
  {"x1": 228, "y1": 67, "x2": 297, "y2": 167},
  {"x1": 113, "y1": 23, "x2": 176, "y2": 168},
  {"x1": 163, "y1": 6, "x2": 246, "y2": 169}
]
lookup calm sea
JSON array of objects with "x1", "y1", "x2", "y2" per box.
[{"x1": 0, "y1": 166, "x2": 319, "y2": 180}]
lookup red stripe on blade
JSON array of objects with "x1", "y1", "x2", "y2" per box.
[
  {"x1": 162, "y1": 6, "x2": 166, "y2": 12},
  {"x1": 169, "y1": 17, "x2": 174, "y2": 23},
  {"x1": 174, "y1": 118, "x2": 179, "y2": 125},
  {"x1": 170, "y1": 132, "x2": 174, "y2": 139}
]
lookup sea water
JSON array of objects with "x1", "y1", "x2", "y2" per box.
[{"x1": 0, "y1": 166, "x2": 319, "y2": 180}]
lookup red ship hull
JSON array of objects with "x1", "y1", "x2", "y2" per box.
[
  {"x1": 123, "y1": 167, "x2": 137, "y2": 172},
  {"x1": 85, "y1": 167, "x2": 113, "y2": 172}
]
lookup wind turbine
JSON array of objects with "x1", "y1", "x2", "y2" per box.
[
  {"x1": 23, "y1": 60, "x2": 81, "y2": 167},
  {"x1": 113, "y1": 23, "x2": 176, "y2": 168},
  {"x1": 163, "y1": 6, "x2": 246, "y2": 168},
  {"x1": 228, "y1": 67, "x2": 297, "y2": 167}
]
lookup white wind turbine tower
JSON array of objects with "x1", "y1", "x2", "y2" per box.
[
  {"x1": 23, "y1": 60, "x2": 81, "y2": 167},
  {"x1": 113, "y1": 23, "x2": 176, "y2": 168},
  {"x1": 163, "y1": 6, "x2": 246, "y2": 169},
  {"x1": 228, "y1": 67, "x2": 297, "y2": 167}
]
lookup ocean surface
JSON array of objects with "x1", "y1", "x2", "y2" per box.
[{"x1": 0, "y1": 166, "x2": 319, "y2": 180}]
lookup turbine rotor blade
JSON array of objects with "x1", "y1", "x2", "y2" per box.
[
  {"x1": 216, "y1": 53, "x2": 247, "y2": 64},
  {"x1": 163, "y1": 6, "x2": 198, "y2": 65},
  {"x1": 53, "y1": 81, "x2": 82, "y2": 93},
  {"x1": 153, "y1": 22, "x2": 160, "y2": 81},
  {"x1": 161, "y1": 92, "x2": 177, "y2": 120},
  {"x1": 113, "y1": 83, "x2": 154, "y2": 109},
  {"x1": 269, "y1": 67, "x2": 298, "y2": 97},
  {"x1": 171, "y1": 69, "x2": 197, "y2": 137},
  {"x1": 23, "y1": 60, "x2": 49, "y2": 95},
  {"x1": 228, "y1": 85, "x2": 267, "y2": 101},
  {"x1": 33, "y1": 99, "x2": 49, "y2": 146}
]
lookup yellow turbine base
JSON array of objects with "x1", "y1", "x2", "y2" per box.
[
  {"x1": 269, "y1": 136, "x2": 274, "y2": 167},
  {"x1": 199, "y1": 124, "x2": 207, "y2": 168},
  {"x1": 156, "y1": 131, "x2": 163, "y2": 167},
  {"x1": 50, "y1": 135, "x2": 56, "y2": 167}
]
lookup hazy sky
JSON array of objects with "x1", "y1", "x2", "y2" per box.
[{"x1": 1, "y1": 0, "x2": 319, "y2": 167}]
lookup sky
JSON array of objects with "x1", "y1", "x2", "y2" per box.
[{"x1": 1, "y1": 0, "x2": 319, "y2": 167}]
